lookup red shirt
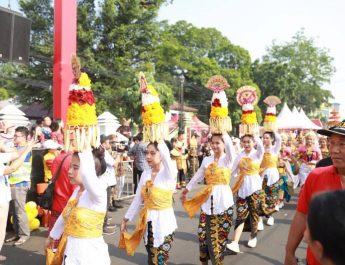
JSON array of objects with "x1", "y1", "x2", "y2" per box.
[
  {"x1": 297, "y1": 165, "x2": 343, "y2": 265},
  {"x1": 51, "y1": 152, "x2": 76, "y2": 213}
]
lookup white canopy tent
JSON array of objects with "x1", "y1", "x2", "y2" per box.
[
  {"x1": 299, "y1": 108, "x2": 322, "y2": 130},
  {"x1": 0, "y1": 104, "x2": 30, "y2": 127},
  {"x1": 277, "y1": 103, "x2": 321, "y2": 130},
  {"x1": 277, "y1": 103, "x2": 297, "y2": 129}
]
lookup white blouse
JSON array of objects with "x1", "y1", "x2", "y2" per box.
[
  {"x1": 186, "y1": 133, "x2": 235, "y2": 215},
  {"x1": 124, "y1": 142, "x2": 178, "y2": 248},
  {"x1": 50, "y1": 151, "x2": 110, "y2": 265},
  {"x1": 232, "y1": 136, "x2": 264, "y2": 199},
  {"x1": 261, "y1": 132, "x2": 282, "y2": 186}
]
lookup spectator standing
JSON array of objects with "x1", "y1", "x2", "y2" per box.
[
  {"x1": 6, "y1": 127, "x2": 32, "y2": 246},
  {"x1": 128, "y1": 133, "x2": 147, "y2": 192},
  {"x1": 41, "y1": 116, "x2": 52, "y2": 140},
  {"x1": 304, "y1": 190, "x2": 345, "y2": 265},
  {"x1": 284, "y1": 121, "x2": 345, "y2": 265},
  {"x1": 99, "y1": 135, "x2": 118, "y2": 235},
  {"x1": 43, "y1": 140, "x2": 62, "y2": 183},
  {"x1": 50, "y1": 121, "x2": 64, "y2": 145},
  {"x1": 0, "y1": 142, "x2": 34, "y2": 262},
  {"x1": 48, "y1": 150, "x2": 76, "y2": 249}
]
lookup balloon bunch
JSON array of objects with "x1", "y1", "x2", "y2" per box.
[{"x1": 25, "y1": 201, "x2": 40, "y2": 231}]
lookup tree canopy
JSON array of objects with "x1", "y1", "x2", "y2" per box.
[
  {"x1": 252, "y1": 30, "x2": 335, "y2": 114},
  {"x1": 0, "y1": 2, "x2": 335, "y2": 130}
]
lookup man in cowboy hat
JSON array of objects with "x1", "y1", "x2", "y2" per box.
[{"x1": 284, "y1": 120, "x2": 345, "y2": 265}]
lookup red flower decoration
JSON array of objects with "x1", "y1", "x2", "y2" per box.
[
  {"x1": 242, "y1": 110, "x2": 254, "y2": 114},
  {"x1": 141, "y1": 106, "x2": 146, "y2": 113},
  {"x1": 212, "y1": 98, "x2": 221, "y2": 107}
]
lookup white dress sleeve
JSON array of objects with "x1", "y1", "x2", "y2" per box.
[
  {"x1": 158, "y1": 141, "x2": 177, "y2": 181},
  {"x1": 223, "y1": 133, "x2": 235, "y2": 167},
  {"x1": 254, "y1": 136, "x2": 264, "y2": 161},
  {"x1": 231, "y1": 153, "x2": 241, "y2": 178},
  {"x1": 272, "y1": 132, "x2": 282, "y2": 155},
  {"x1": 186, "y1": 158, "x2": 206, "y2": 191},
  {"x1": 49, "y1": 214, "x2": 65, "y2": 240},
  {"x1": 79, "y1": 151, "x2": 107, "y2": 204},
  {"x1": 124, "y1": 173, "x2": 146, "y2": 221}
]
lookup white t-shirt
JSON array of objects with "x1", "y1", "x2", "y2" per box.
[
  {"x1": 100, "y1": 151, "x2": 116, "y2": 187},
  {"x1": 0, "y1": 153, "x2": 13, "y2": 204}
]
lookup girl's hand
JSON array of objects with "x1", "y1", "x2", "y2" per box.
[
  {"x1": 120, "y1": 219, "x2": 128, "y2": 233},
  {"x1": 44, "y1": 236, "x2": 54, "y2": 250}
]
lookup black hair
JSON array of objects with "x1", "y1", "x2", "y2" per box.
[
  {"x1": 164, "y1": 140, "x2": 173, "y2": 151},
  {"x1": 170, "y1": 137, "x2": 177, "y2": 144},
  {"x1": 100, "y1": 134, "x2": 108, "y2": 144},
  {"x1": 263, "y1": 131, "x2": 275, "y2": 145},
  {"x1": 73, "y1": 148, "x2": 107, "y2": 177},
  {"x1": 147, "y1": 141, "x2": 159, "y2": 151},
  {"x1": 135, "y1": 132, "x2": 143, "y2": 142},
  {"x1": 240, "y1": 134, "x2": 254, "y2": 141},
  {"x1": 15, "y1": 126, "x2": 29, "y2": 138},
  {"x1": 308, "y1": 190, "x2": 345, "y2": 265},
  {"x1": 92, "y1": 147, "x2": 107, "y2": 176},
  {"x1": 50, "y1": 121, "x2": 60, "y2": 132},
  {"x1": 211, "y1": 133, "x2": 224, "y2": 142},
  {"x1": 36, "y1": 118, "x2": 43, "y2": 126},
  {"x1": 178, "y1": 130, "x2": 185, "y2": 136}
]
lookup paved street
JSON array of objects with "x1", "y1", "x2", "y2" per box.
[{"x1": 1, "y1": 186, "x2": 307, "y2": 265}]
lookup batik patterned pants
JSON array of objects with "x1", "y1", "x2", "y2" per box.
[
  {"x1": 198, "y1": 207, "x2": 233, "y2": 265},
  {"x1": 145, "y1": 221, "x2": 174, "y2": 265},
  {"x1": 262, "y1": 178, "x2": 279, "y2": 212}
]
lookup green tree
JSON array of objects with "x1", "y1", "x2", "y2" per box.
[
  {"x1": 154, "y1": 21, "x2": 259, "y2": 128},
  {"x1": 252, "y1": 30, "x2": 335, "y2": 114}
]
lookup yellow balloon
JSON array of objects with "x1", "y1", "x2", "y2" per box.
[
  {"x1": 26, "y1": 208, "x2": 38, "y2": 221},
  {"x1": 29, "y1": 218, "x2": 40, "y2": 231},
  {"x1": 25, "y1": 201, "x2": 37, "y2": 212}
]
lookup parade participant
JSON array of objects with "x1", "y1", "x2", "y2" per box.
[
  {"x1": 45, "y1": 55, "x2": 109, "y2": 265},
  {"x1": 46, "y1": 149, "x2": 110, "y2": 264},
  {"x1": 188, "y1": 133, "x2": 199, "y2": 178},
  {"x1": 119, "y1": 72, "x2": 177, "y2": 264},
  {"x1": 284, "y1": 121, "x2": 345, "y2": 265},
  {"x1": 277, "y1": 156, "x2": 296, "y2": 209},
  {"x1": 0, "y1": 142, "x2": 34, "y2": 262},
  {"x1": 319, "y1": 136, "x2": 329, "y2": 158},
  {"x1": 258, "y1": 96, "x2": 282, "y2": 227},
  {"x1": 181, "y1": 75, "x2": 234, "y2": 265},
  {"x1": 297, "y1": 131, "x2": 322, "y2": 186},
  {"x1": 171, "y1": 131, "x2": 188, "y2": 189},
  {"x1": 227, "y1": 86, "x2": 271, "y2": 252},
  {"x1": 6, "y1": 127, "x2": 32, "y2": 246},
  {"x1": 304, "y1": 190, "x2": 345, "y2": 265}
]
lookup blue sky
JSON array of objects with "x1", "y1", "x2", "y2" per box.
[
  {"x1": 1, "y1": 0, "x2": 344, "y2": 117},
  {"x1": 158, "y1": 0, "x2": 345, "y2": 117}
]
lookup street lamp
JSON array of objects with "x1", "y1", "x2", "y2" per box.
[{"x1": 179, "y1": 74, "x2": 185, "y2": 130}]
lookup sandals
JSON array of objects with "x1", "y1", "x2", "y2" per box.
[{"x1": 13, "y1": 237, "x2": 28, "y2": 246}]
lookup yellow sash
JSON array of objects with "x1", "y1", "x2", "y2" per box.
[
  {"x1": 118, "y1": 180, "x2": 173, "y2": 256},
  {"x1": 182, "y1": 161, "x2": 230, "y2": 218},
  {"x1": 231, "y1": 157, "x2": 260, "y2": 193},
  {"x1": 47, "y1": 199, "x2": 105, "y2": 265},
  {"x1": 259, "y1": 153, "x2": 278, "y2": 175}
]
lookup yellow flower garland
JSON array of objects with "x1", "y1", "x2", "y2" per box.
[
  {"x1": 79, "y1": 73, "x2": 91, "y2": 88},
  {"x1": 67, "y1": 103, "x2": 97, "y2": 126},
  {"x1": 264, "y1": 115, "x2": 277, "y2": 123},
  {"x1": 210, "y1": 106, "x2": 228, "y2": 118},
  {"x1": 241, "y1": 112, "x2": 257, "y2": 124},
  {"x1": 142, "y1": 103, "x2": 165, "y2": 125}
]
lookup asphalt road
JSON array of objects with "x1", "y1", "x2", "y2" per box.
[{"x1": 1, "y1": 185, "x2": 307, "y2": 265}]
